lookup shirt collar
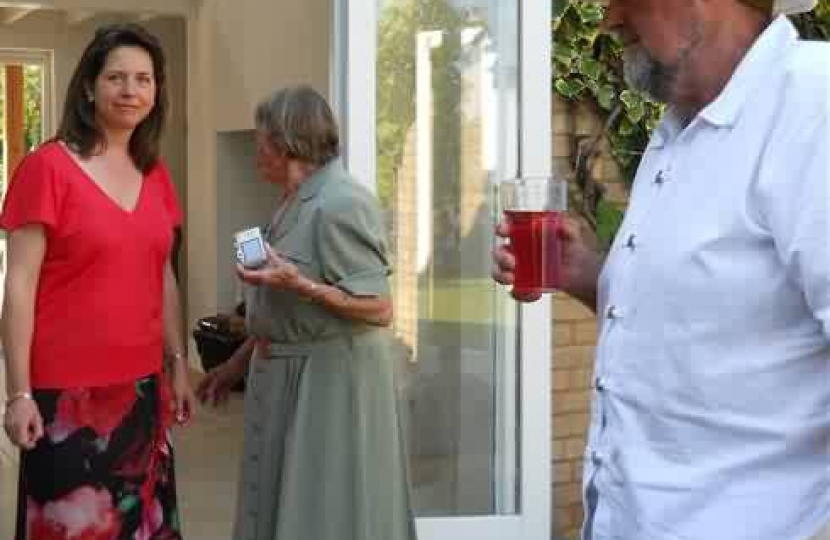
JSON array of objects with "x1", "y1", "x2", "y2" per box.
[
  {"x1": 649, "y1": 15, "x2": 798, "y2": 150},
  {"x1": 298, "y1": 157, "x2": 342, "y2": 201},
  {"x1": 698, "y1": 15, "x2": 798, "y2": 127}
]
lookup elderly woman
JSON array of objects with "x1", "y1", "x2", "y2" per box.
[{"x1": 197, "y1": 85, "x2": 417, "y2": 540}]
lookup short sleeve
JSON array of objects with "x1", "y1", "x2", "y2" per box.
[
  {"x1": 755, "y1": 114, "x2": 829, "y2": 340},
  {"x1": 156, "y1": 161, "x2": 182, "y2": 228},
  {"x1": 316, "y1": 188, "x2": 391, "y2": 297},
  {"x1": 0, "y1": 147, "x2": 66, "y2": 232}
]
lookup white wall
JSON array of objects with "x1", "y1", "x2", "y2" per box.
[
  {"x1": 215, "y1": 130, "x2": 277, "y2": 312},
  {"x1": 212, "y1": 0, "x2": 330, "y2": 131},
  {"x1": 185, "y1": 0, "x2": 332, "y2": 337}
]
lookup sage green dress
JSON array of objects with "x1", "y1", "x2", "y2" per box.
[{"x1": 235, "y1": 159, "x2": 418, "y2": 540}]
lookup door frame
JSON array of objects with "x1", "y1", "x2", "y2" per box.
[
  {"x1": 333, "y1": 1, "x2": 552, "y2": 538},
  {"x1": 0, "y1": 49, "x2": 55, "y2": 156}
]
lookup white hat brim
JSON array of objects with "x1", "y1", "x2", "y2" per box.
[{"x1": 773, "y1": 0, "x2": 818, "y2": 14}]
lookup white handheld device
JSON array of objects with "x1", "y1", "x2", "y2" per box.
[{"x1": 234, "y1": 227, "x2": 268, "y2": 269}]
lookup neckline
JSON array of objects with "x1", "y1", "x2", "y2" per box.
[{"x1": 55, "y1": 141, "x2": 147, "y2": 215}]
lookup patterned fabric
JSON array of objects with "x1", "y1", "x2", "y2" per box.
[{"x1": 14, "y1": 375, "x2": 182, "y2": 540}]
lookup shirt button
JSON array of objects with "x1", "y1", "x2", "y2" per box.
[
  {"x1": 606, "y1": 305, "x2": 619, "y2": 320},
  {"x1": 624, "y1": 234, "x2": 637, "y2": 251},
  {"x1": 655, "y1": 170, "x2": 667, "y2": 185},
  {"x1": 594, "y1": 377, "x2": 607, "y2": 392},
  {"x1": 590, "y1": 449, "x2": 603, "y2": 466}
]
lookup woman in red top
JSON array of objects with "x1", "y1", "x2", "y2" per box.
[{"x1": 0, "y1": 24, "x2": 194, "y2": 540}]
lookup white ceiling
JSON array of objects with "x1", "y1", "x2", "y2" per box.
[{"x1": 0, "y1": 0, "x2": 192, "y2": 27}]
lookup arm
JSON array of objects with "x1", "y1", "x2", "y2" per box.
[
  {"x1": 162, "y1": 257, "x2": 197, "y2": 422},
  {"x1": 2, "y1": 225, "x2": 46, "y2": 397},
  {"x1": 237, "y1": 252, "x2": 393, "y2": 327},
  {"x1": 297, "y1": 277, "x2": 393, "y2": 326},
  {"x1": 195, "y1": 335, "x2": 255, "y2": 406},
  {"x1": 1, "y1": 225, "x2": 47, "y2": 448},
  {"x1": 162, "y1": 258, "x2": 187, "y2": 373},
  {"x1": 312, "y1": 188, "x2": 395, "y2": 325},
  {"x1": 239, "y1": 187, "x2": 395, "y2": 326}
]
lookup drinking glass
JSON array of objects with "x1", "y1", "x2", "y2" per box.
[{"x1": 499, "y1": 176, "x2": 567, "y2": 295}]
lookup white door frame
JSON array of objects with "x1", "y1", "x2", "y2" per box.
[
  {"x1": 0, "y1": 49, "x2": 55, "y2": 146},
  {"x1": 333, "y1": 1, "x2": 552, "y2": 538}
]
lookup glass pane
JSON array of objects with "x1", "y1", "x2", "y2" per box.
[{"x1": 376, "y1": 0, "x2": 520, "y2": 517}]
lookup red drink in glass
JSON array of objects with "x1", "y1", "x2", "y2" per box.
[
  {"x1": 505, "y1": 210, "x2": 563, "y2": 295},
  {"x1": 499, "y1": 176, "x2": 566, "y2": 296}
]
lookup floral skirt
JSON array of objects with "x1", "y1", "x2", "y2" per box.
[{"x1": 14, "y1": 374, "x2": 183, "y2": 540}]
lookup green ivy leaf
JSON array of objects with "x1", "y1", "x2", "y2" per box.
[
  {"x1": 596, "y1": 84, "x2": 616, "y2": 110},
  {"x1": 595, "y1": 200, "x2": 625, "y2": 249},
  {"x1": 619, "y1": 90, "x2": 646, "y2": 123},
  {"x1": 617, "y1": 116, "x2": 635, "y2": 136},
  {"x1": 618, "y1": 90, "x2": 639, "y2": 110},
  {"x1": 577, "y1": 3, "x2": 605, "y2": 25},
  {"x1": 579, "y1": 57, "x2": 602, "y2": 81},
  {"x1": 554, "y1": 78, "x2": 585, "y2": 99},
  {"x1": 553, "y1": 43, "x2": 576, "y2": 70}
]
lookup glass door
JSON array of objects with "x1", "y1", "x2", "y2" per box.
[{"x1": 334, "y1": 1, "x2": 552, "y2": 538}]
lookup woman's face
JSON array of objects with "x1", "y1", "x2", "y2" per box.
[
  {"x1": 255, "y1": 131, "x2": 289, "y2": 185},
  {"x1": 91, "y1": 45, "x2": 156, "y2": 133}
]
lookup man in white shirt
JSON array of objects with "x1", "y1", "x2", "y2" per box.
[{"x1": 494, "y1": 0, "x2": 829, "y2": 539}]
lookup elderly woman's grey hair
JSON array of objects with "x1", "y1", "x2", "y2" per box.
[{"x1": 255, "y1": 85, "x2": 340, "y2": 166}]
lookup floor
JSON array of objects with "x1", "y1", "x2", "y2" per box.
[{"x1": 0, "y1": 391, "x2": 246, "y2": 540}]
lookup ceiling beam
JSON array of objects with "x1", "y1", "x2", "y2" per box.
[
  {"x1": 65, "y1": 8, "x2": 94, "y2": 25},
  {"x1": 0, "y1": 0, "x2": 192, "y2": 16},
  {"x1": 135, "y1": 12, "x2": 158, "y2": 23},
  {"x1": 0, "y1": 6, "x2": 35, "y2": 23}
]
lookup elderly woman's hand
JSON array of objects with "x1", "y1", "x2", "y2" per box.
[{"x1": 237, "y1": 245, "x2": 303, "y2": 291}]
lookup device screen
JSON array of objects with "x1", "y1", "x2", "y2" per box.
[{"x1": 241, "y1": 238, "x2": 264, "y2": 261}]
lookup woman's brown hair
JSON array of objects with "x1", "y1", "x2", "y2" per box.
[{"x1": 56, "y1": 23, "x2": 168, "y2": 173}]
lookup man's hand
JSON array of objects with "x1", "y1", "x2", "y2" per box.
[
  {"x1": 492, "y1": 220, "x2": 543, "y2": 302},
  {"x1": 492, "y1": 215, "x2": 603, "y2": 311}
]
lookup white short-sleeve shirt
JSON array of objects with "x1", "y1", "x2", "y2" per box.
[{"x1": 585, "y1": 16, "x2": 829, "y2": 540}]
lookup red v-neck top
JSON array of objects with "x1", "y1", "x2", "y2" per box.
[{"x1": 0, "y1": 141, "x2": 182, "y2": 389}]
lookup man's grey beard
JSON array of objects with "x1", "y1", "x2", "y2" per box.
[
  {"x1": 622, "y1": 45, "x2": 679, "y2": 103},
  {"x1": 622, "y1": 21, "x2": 705, "y2": 106}
]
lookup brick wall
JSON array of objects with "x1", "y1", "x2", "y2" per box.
[{"x1": 551, "y1": 94, "x2": 628, "y2": 539}]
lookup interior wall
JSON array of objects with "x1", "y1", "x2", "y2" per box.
[{"x1": 215, "y1": 130, "x2": 277, "y2": 312}]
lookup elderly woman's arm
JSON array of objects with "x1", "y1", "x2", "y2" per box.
[
  {"x1": 237, "y1": 259, "x2": 393, "y2": 327},
  {"x1": 297, "y1": 277, "x2": 393, "y2": 326}
]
